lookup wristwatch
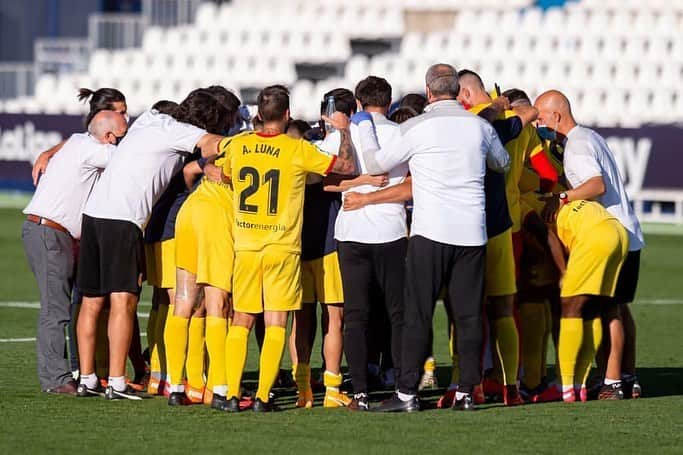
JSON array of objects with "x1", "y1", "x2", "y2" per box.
[{"x1": 559, "y1": 192, "x2": 569, "y2": 205}]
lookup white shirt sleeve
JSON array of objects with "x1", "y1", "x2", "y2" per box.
[
  {"x1": 81, "y1": 143, "x2": 115, "y2": 169},
  {"x1": 168, "y1": 119, "x2": 207, "y2": 154},
  {"x1": 357, "y1": 120, "x2": 411, "y2": 174},
  {"x1": 565, "y1": 138, "x2": 603, "y2": 185},
  {"x1": 484, "y1": 124, "x2": 510, "y2": 173},
  {"x1": 318, "y1": 132, "x2": 341, "y2": 156}
]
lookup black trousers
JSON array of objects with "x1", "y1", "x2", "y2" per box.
[
  {"x1": 398, "y1": 235, "x2": 486, "y2": 395},
  {"x1": 338, "y1": 238, "x2": 407, "y2": 394}
]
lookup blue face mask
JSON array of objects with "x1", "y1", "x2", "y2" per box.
[{"x1": 537, "y1": 125, "x2": 557, "y2": 142}]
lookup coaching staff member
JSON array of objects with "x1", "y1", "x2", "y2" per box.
[
  {"x1": 356, "y1": 64, "x2": 510, "y2": 411},
  {"x1": 75, "y1": 91, "x2": 225, "y2": 400},
  {"x1": 22, "y1": 111, "x2": 127, "y2": 394}
]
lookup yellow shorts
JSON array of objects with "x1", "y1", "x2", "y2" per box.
[
  {"x1": 301, "y1": 252, "x2": 344, "y2": 304},
  {"x1": 561, "y1": 220, "x2": 628, "y2": 298},
  {"x1": 485, "y1": 228, "x2": 517, "y2": 297},
  {"x1": 174, "y1": 193, "x2": 234, "y2": 292},
  {"x1": 232, "y1": 249, "x2": 302, "y2": 314},
  {"x1": 145, "y1": 238, "x2": 176, "y2": 289}
]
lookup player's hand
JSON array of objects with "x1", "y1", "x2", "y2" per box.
[
  {"x1": 322, "y1": 111, "x2": 350, "y2": 130},
  {"x1": 490, "y1": 95, "x2": 510, "y2": 111},
  {"x1": 366, "y1": 173, "x2": 389, "y2": 187},
  {"x1": 541, "y1": 193, "x2": 560, "y2": 223},
  {"x1": 343, "y1": 192, "x2": 369, "y2": 211},
  {"x1": 32, "y1": 152, "x2": 51, "y2": 186},
  {"x1": 204, "y1": 163, "x2": 223, "y2": 183}
]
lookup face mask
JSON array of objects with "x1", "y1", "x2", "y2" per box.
[
  {"x1": 113, "y1": 134, "x2": 126, "y2": 146},
  {"x1": 536, "y1": 125, "x2": 556, "y2": 141},
  {"x1": 123, "y1": 113, "x2": 130, "y2": 124},
  {"x1": 461, "y1": 101, "x2": 472, "y2": 110}
]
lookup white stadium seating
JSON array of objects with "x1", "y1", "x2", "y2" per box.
[{"x1": 8, "y1": 0, "x2": 683, "y2": 125}]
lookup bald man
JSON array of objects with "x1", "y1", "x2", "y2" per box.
[
  {"x1": 22, "y1": 111, "x2": 127, "y2": 395},
  {"x1": 535, "y1": 90, "x2": 644, "y2": 400}
]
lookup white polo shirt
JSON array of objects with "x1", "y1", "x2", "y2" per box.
[
  {"x1": 563, "y1": 125, "x2": 644, "y2": 251},
  {"x1": 359, "y1": 100, "x2": 510, "y2": 246},
  {"x1": 23, "y1": 133, "x2": 114, "y2": 239},
  {"x1": 320, "y1": 113, "x2": 409, "y2": 244},
  {"x1": 83, "y1": 110, "x2": 206, "y2": 230}
]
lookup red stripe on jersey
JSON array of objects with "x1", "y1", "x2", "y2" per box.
[
  {"x1": 530, "y1": 152, "x2": 558, "y2": 193},
  {"x1": 325, "y1": 155, "x2": 337, "y2": 175}
]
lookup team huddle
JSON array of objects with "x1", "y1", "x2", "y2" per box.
[{"x1": 23, "y1": 62, "x2": 644, "y2": 413}]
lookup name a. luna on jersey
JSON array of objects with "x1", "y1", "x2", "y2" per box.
[{"x1": 243, "y1": 143, "x2": 280, "y2": 158}]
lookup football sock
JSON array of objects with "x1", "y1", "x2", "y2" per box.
[
  {"x1": 541, "y1": 301, "x2": 552, "y2": 380},
  {"x1": 423, "y1": 356, "x2": 436, "y2": 375},
  {"x1": 449, "y1": 323, "x2": 460, "y2": 385},
  {"x1": 109, "y1": 375, "x2": 126, "y2": 392},
  {"x1": 151, "y1": 304, "x2": 170, "y2": 380},
  {"x1": 494, "y1": 316, "x2": 520, "y2": 386},
  {"x1": 397, "y1": 391, "x2": 415, "y2": 402},
  {"x1": 293, "y1": 363, "x2": 311, "y2": 392},
  {"x1": 205, "y1": 316, "x2": 227, "y2": 393},
  {"x1": 323, "y1": 370, "x2": 343, "y2": 392},
  {"x1": 519, "y1": 303, "x2": 547, "y2": 389},
  {"x1": 558, "y1": 317, "x2": 583, "y2": 390},
  {"x1": 576, "y1": 318, "x2": 602, "y2": 386},
  {"x1": 225, "y1": 325, "x2": 249, "y2": 399},
  {"x1": 80, "y1": 373, "x2": 98, "y2": 389},
  {"x1": 186, "y1": 316, "x2": 206, "y2": 389},
  {"x1": 146, "y1": 305, "x2": 158, "y2": 359},
  {"x1": 255, "y1": 326, "x2": 286, "y2": 402},
  {"x1": 164, "y1": 313, "x2": 189, "y2": 388}
]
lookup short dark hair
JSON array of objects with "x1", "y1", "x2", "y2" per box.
[
  {"x1": 399, "y1": 93, "x2": 427, "y2": 114},
  {"x1": 206, "y1": 85, "x2": 242, "y2": 132},
  {"x1": 287, "y1": 119, "x2": 312, "y2": 137},
  {"x1": 389, "y1": 106, "x2": 419, "y2": 124},
  {"x1": 502, "y1": 88, "x2": 531, "y2": 106},
  {"x1": 174, "y1": 88, "x2": 240, "y2": 134},
  {"x1": 457, "y1": 69, "x2": 485, "y2": 91},
  {"x1": 257, "y1": 85, "x2": 290, "y2": 122},
  {"x1": 77, "y1": 87, "x2": 126, "y2": 127},
  {"x1": 425, "y1": 63, "x2": 459, "y2": 99},
  {"x1": 320, "y1": 88, "x2": 356, "y2": 117},
  {"x1": 151, "y1": 100, "x2": 179, "y2": 116},
  {"x1": 355, "y1": 76, "x2": 392, "y2": 109}
]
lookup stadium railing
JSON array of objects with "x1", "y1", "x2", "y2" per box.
[{"x1": 34, "y1": 38, "x2": 91, "y2": 75}]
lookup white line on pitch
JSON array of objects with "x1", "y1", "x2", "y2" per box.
[{"x1": 0, "y1": 302, "x2": 150, "y2": 317}]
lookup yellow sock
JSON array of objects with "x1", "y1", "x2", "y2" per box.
[
  {"x1": 575, "y1": 318, "x2": 602, "y2": 386},
  {"x1": 205, "y1": 316, "x2": 227, "y2": 394},
  {"x1": 323, "y1": 370, "x2": 343, "y2": 392},
  {"x1": 292, "y1": 363, "x2": 311, "y2": 392},
  {"x1": 255, "y1": 326, "x2": 286, "y2": 402},
  {"x1": 519, "y1": 303, "x2": 547, "y2": 389},
  {"x1": 185, "y1": 316, "x2": 206, "y2": 389},
  {"x1": 225, "y1": 325, "x2": 249, "y2": 399},
  {"x1": 541, "y1": 302, "x2": 552, "y2": 380},
  {"x1": 449, "y1": 322, "x2": 460, "y2": 385},
  {"x1": 164, "y1": 313, "x2": 189, "y2": 386},
  {"x1": 494, "y1": 316, "x2": 520, "y2": 386},
  {"x1": 558, "y1": 318, "x2": 583, "y2": 389},
  {"x1": 147, "y1": 306, "x2": 158, "y2": 358},
  {"x1": 152, "y1": 303, "x2": 170, "y2": 379},
  {"x1": 423, "y1": 356, "x2": 436, "y2": 374}
]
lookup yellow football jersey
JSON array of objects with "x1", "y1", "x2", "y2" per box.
[
  {"x1": 556, "y1": 200, "x2": 618, "y2": 251},
  {"x1": 221, "y1": 132, "x2": 335, "y2": 253}
]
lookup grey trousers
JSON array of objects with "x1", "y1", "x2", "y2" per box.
[{"x1": 21, "y1": 220, "x2": 75, "y2": 390}]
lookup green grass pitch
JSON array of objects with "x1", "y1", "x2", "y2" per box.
[{"x1": 1, "y1": 207, "x2": 682, "y2": 454}]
